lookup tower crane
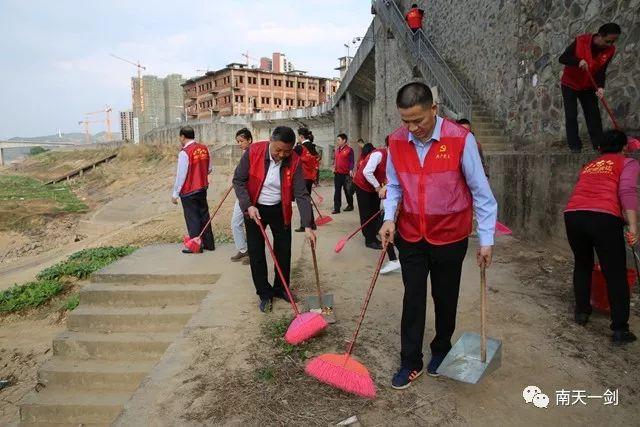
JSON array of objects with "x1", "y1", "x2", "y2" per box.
[
  {"x1": 240, "y1": 51, "x2": 257, "y2": 66},
  {"x1": 110, "y1": 54, "x2": 146, "y2": 112},
  {"x1": 85, "y1": 106, "x2": 113, "y2": 141}
]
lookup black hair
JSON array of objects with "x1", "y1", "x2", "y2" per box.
[
  {"x1": 411, "y1": 3, "x2": 418, "y2": 7},
  {"x1": 308, "y1": 131, "x2": 314, "y2": 143},
  {"x1": 361, "y1": 142, "x2": 375, "y2": 158},
  {"x1": 357, "y1": 138, "x2": 365, "y2": 144},
  {"x1": 384, "y1": 136, "x2": 390, "y2": 147},
  {"x1": 271, "y1": 126, "x2": 296, "y2": 145},
  {"x1": 235, "y1": 127, "x2": 253, "y2": 141},
  {"x1": 303, "y1": 140, "x2": 319, "y2": 156},
  {"x1": 179, "y1": 126, "x2": 195, "y2": 140},
  {"x1": 337, "y1": 133, "x2": 348, "y2": 141},
  {"x1": 396, "y1": 82, "x2": 433, "y2": 109},
  {"x1": 598, "y1": 23, "x2": 621, "y2": 36},
  {"x1": 456, "y1": 118, "x2": 471, "y2": 126},
  {"x1": 298, "y1": 126, "x2": 311, "y2": 139},
  {"x1": 599, "y1": 129, "x2": 627, "y2": 153}
]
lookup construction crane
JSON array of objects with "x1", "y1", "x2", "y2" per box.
[
  {"x1": 110, "y1": 53, "x2": 146, "y2": 112},
  {"x1": 78, "y1": 118, "x2": 102, "y2": 144},
  {"x1": 240, "y1": 51, "x2": 257, "y2": 66},
  {"x1": 85, "y1": 106, "x2": 113, "y2": 141}
]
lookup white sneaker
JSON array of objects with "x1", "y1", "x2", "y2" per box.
[{"x1": 380, "y1": 260, "x2": 401, "y2": 275}]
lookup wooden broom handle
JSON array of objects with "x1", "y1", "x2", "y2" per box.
[
  {"x1": 480, "y1": 264, "x2": 487, "y2": 363},
  {"x1": 310, "y1": 242, "x2": 324, "y2": 308}
]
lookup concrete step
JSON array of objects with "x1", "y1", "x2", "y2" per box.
[
  {"x1": 482, "y1": 142, "x2": 515, "y2": 151},
  {"x1": 80, "y1": 283, "x2": 211, "y2": 307},
  {"x1": 53, "y1": 331, "x2": 176, "y2": 361},
  {"x1": 38, "y1": 358, "x2": 155, "y2": 391},
  {"x1": 91, "y1": 272, "x2": 219, "y2": 285},
  {"x1": 67, "y1": 305, "x2": 198, "y2": 333},
  {"x1": 477, "y1": 136, "x2": 508, "y2": 144},
  {"x1": 20, "y1": 388, "x2": 128, "y2": 425},
  {"x1": 472, "y1": 129, "x2": 504, "y2": 138}
]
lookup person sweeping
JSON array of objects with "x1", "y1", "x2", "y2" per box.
[
  {"x1": 379, "y1": 82, "x2": 497, "y2": 389},
  {"x1": 233, "y1": 126, "x2": 317, "y2": 313},
  {"x1": 564, "y1": 129, "x2": 638, "y2": 345},
  {"x1": 230, "y1": 128, "x2": 253, "y2": 264},
  {"x1": 295, "y1": 127, "x2": 319, "y2": 232},
  {"x1": 172, "y1": 125, "x2": 214, "y2": 254}
]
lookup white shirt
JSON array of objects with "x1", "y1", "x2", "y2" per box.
[
  {"x1": 172, "y1": 140, "x2": 213, "y2": 198},
  {"x1": 363, "y1": 151, "x2": 383, "y2": 189},
  {"x1": 257, "y1": 150, "x2": 282, "y2": 205}
]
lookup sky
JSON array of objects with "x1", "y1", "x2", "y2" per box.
[{"x1": 0, "y1": 0, "x2": 372, "y2": 139}]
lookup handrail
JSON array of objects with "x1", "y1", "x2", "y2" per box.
[{"x1": 374, "y1": 0, "x2": 472, "y2": 120}]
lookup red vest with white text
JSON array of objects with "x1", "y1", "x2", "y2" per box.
[
  {"x1": 334, "y1": 145, "x2": 353, "y2": 174},
  {"x1": 388, "y1": 119, "x2": 473, "y2": 245},
  {"x1": 565, "y1": 153, "x2": 626, "y2": 218},
  {"x1": 561, "y1": 33, "x2": 615, "y2": 91},
  {"x1": 180, "y1": 142, "x2": 210, "y2": 196},
  {"x1": 353, "y1": 148, "x2": 388, "y2": 193},
  {"x1": 301, "y1": 145, "x2": 319, "y2": 181},
  {"x1": 247, "y1": 141, "x2": 300, "y2": 226}
]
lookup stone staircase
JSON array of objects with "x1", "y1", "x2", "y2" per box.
[
  {"x1": 19, "y1": 271, "x2": 215, "y2": 426},
  {"x1": 469, "y1": 100, "x2": 513, "y2": 151}
]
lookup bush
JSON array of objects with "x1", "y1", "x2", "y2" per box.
[
  {"x1": 318, "y1": 169, "x2": 334, "y2": 181},
  {"x1": 29, "y1": 146, "x2": 49, "y2": 156},
  {"x1": 0, "y1": 280, "x2": 64, "y2": 313},
  {"x1": 63, "y1": 294, "x2": 80, "y2": 311},
  {"x1": 37, "y1": 246, "x2": 136, "y2": 281}
]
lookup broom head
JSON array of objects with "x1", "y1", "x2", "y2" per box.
[
  {"x1": 183, "y1": 235, "x2": 202, "y2": 253},
  {"x1": 495, "y1": 221, "x2": 512, "y2": 236},
  {"x1": 284, "y1": 312, "x2": 328, "y2": 345},
  {"x1": 315, "y1": 215, "x2": 333, "y2": 226},
  {"x1": 628, "y1": 136, "x2": 640, "y2": 152},
  {"x1": 305, "y1": 353, "x2": 376, "y2": 398},
  {"x1": 334, "y1": 238, "x2": 347, "y2": 253}
]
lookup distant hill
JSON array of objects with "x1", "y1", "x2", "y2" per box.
[{"x1": 8, "y1": 132, "x2": 122, "y2": 144}]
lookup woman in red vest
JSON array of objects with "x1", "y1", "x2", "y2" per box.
[
  {"x1": 564, "y1": 130, "x2": 638, "y2": 344},
  {"x1": 295, "y1": 127, "x2": 319, "y2": 232},
  {"x1": 560, "y1": 23, "x2": 621, "y2": 153},
  {"x1": 233, "y1": 126, "x2": 316, "y2": 313},
  {"x1": 405, "y1": 3, "x2": 424, "y2": 33},
  {"x1": 172, "y1": 126, "x2": 214, "y2": 254}
]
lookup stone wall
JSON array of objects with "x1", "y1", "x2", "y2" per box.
[{"x1": 404, "y1": 0, "x2": 640, "y2": 145}]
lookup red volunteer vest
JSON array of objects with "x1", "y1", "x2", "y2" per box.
[
  {"x1": 561, "y1": 33, "x2": 615, "y2": 91},
  {"x1": 247, "y1": 141, "x2": 300, "y2": 226},
  {"x1": 389, "y1": 119, "x2": 473, "y2": 245},
  {"x1": 406, "y1": 8, "x2": 424, "y2": 30},
  {"x1": 300, "y1": 145, "x2": 319, "y2": 181},
  {"x1": 334, "y1": 145, "x2": 353, "y2": 174},
  {"x1": 353, "y1": 148, "x2": 388, "y2": 193},
  {"x1": 565, "y1": 153, "x2": 626, "y2": 218},
  {"x1": 180, "y1": 141, "x2": 210, "y2": 196}
]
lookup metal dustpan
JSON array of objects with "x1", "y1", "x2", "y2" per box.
[{"x1": 437, "y1": 265, "x2": 502, "y2": 383}]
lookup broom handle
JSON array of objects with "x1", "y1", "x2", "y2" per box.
[
  {"x1": 310, "y1": 196, "x2": 325, "y2": 219},
  {"x1": 198, "y1": 185, "x2": 234, "y2": 238},
  {"x1": 586, "y1": 71, "x2": 620, "y2": 130},
  {"x1": 346, "y1": 243, "x2": 388, "y2": 356},
  {"x1": 310, "y1": 242, "x2": 324, "y2": 308},
  {"x1": 346, "y1": 210, "x2": 382, "y2": 241},
  {"x1": 256, "y1": 219, "x2": 300, "y2": 315},
  {"x1": 631, "y1": 246, "x2": 640, "y2": 293},
  {"x1": 480, "y1": 264, "x2": 487, "y2": 363}
]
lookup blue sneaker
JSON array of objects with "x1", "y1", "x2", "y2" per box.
[
  {"x1": 259, "y1": 298, "x2": 272, "y2": 313},
  {"x1": 427, "y1": 353, "x2": 446, "y2": 377},
  {"x1": 391, "y1": 367, "x2": 423, "y2": 390}
]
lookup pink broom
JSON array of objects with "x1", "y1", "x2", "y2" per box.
[
  {"x1": 334, "y1": 210, "x2": 382, "y2": 253},
  {"x1": 310, "y1": 197, "x2": 333, "y2": 226},
  {"x1": 183, "y1": 185, "x2": 234, "y2": 253},
  {"x1": 255, "y1": 219, "x2": 327, "y2": 345},
  {"x1": 305, "y1": 242, "x2": 388, "y2": 398},
  {"x1": 495, "y1": 221, "x2": 512, "y2": 236}
]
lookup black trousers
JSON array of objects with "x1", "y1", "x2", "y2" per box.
[
  {"x1": 396, "y1": 236, "x2": 468, "y2": 369},
  {"x1": 564, "y1": 211, "x2": 630, "y2": 331},
  {"x1": 333, "y1": 173, "x2": 353, "y2": 211},
  {"x1": 299, "y1": 179, "x2": 316, "y2": 228},
  {"x1": 180, "y1": 190, "x2": 215, "y2": 250},
  {"x1": 245, "y1": 203, "x2": 291, "y2": 300},
  {"x1": 355, "y1": 187, "x2": 397, "y2": 261},
  {"x1": 561, "y1": 84, "x2": 603, "y2": 151}
]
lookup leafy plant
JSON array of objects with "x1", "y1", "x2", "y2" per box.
[
  {"x1": 63, "y1": 294, "x2": 80, "y2": 311},
  {"x1": 0, "y1": 280, "x2": 64, "y2": 313}
]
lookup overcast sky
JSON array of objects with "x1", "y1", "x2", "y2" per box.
[{"x1": 0, "y1": 0, "x2": 372, "y2": 139}]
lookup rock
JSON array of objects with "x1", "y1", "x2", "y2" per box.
[
  {"x1": 336, "y1": 416, "x2": 361, "y2": 426},
  {"x1": 552, "y1": 255, "x2": 566, "y2": 262}
]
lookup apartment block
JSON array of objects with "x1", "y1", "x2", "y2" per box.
[
  {"x1": 132, "y1": 73, "x2": 185, "y2": 136},
  {"x1": 119, "y1": 111, "x2": 134, "y2": 142}
]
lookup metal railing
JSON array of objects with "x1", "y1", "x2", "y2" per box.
[{"x1": 374, "y1": 0, "x2": 472, "y2": 120}]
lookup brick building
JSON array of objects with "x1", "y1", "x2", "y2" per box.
[{"x1": 182, "y1": 62, "x2": 340, "y2": 120}]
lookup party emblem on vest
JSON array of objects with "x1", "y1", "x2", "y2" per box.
[{"x1": 436, "y1": 143, "x2": 451, "y2": 160}]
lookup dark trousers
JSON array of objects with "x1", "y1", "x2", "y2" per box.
[
  {"x1": 396, "y1": 236, "x2": 468, "y2": 369},
  {"x1": 180, "y1": 190, "x2": 214, "y2": 250},
  {"x1": 561, "y1": 84, "x2": 603, "y2": 151},
  {"x1": 333, "y1": 173, "x2": 353, "y2": 211},
  {"x1": 355, "y1": 187, "x2": 397, "y2": 261},
  {"x1": 245, "y1": 203, "x2": 291, "y2": 300},
  {"x1": 299, "y1": 179, "x2": 315, "y2": 228},
  {"x1": 564, "y1": 211, "x2": 630, "y2": 331}
]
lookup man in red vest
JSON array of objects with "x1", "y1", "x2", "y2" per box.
[
  {"x1": 405, "y1": 3, "x2": 424, "y2": 33},
  {"x1": 560, "y1": 23, "x2": 621, "y2": 153},
  {"x1": 379, "y1": 82, "x2": 497, "y2": 389},
  {"x1": 172, "y1": 126, "x2": 214, "y2": 254},
  {"x1": 233, "y1": 126, "x2": 316, "y2": 313},
  {"x1": 332, "y1": 133, "x2": 355, "y2": 214},
  {"x1": 294, "y1": 127, "x2": 319, "y2": 232}
]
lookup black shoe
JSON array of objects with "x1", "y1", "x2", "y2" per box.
[
  {"x1": 182, "y1": 248, "x2": 202, "y2": 254},
  {"x1": 344, "y1": 205, "x2": 354, "y2": 212},
  {"x1": 427, "y1": 353, "x2": 446, "y2": 377},
  {"x1": 294, "y1": 227, "x2": 305, "y2": 233},
  {"x1": 612, "y1": 330, "x2": 637, "y2": 345},
  {"x1": 332, "y1": 209, "x2": 341, "y2": 214},
  {"x1": 259, "y1": 298, "x2": 273, "y2": 313},
  {"x1": 311, "y1": 224, "x2": 317, "y2": 230},
  {"x1": 574, "y1": 312, "x2": 590, "y2": 326},
  {"x1": 273, "y1": 289, "x2": 294, "y2": 303},
  {"x1": 391, "y1": 367, "x2": 423, "y2": 390},
  {"x1": 366, "y1": 241, "x2": 383, "y2": 250}
]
